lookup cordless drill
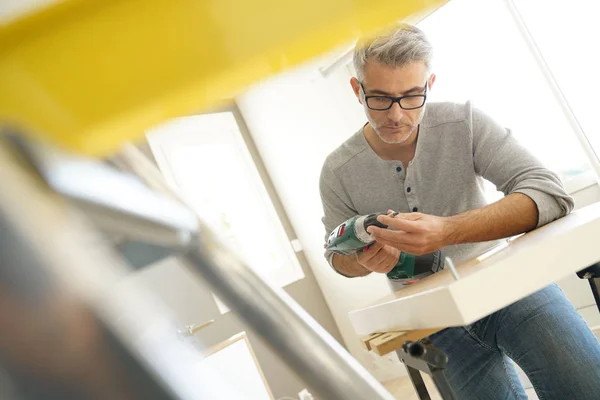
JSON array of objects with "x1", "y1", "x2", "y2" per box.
[{"x1": 326, "y1": 213, "x2": 445, "y2": 283}]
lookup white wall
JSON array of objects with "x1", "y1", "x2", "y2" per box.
[
  {"x1": 237, "y1": 60, "x2": 600, "y2": 382},
  {"x1": 237, "y1": 62, "x2": 404, "y2": 380}
]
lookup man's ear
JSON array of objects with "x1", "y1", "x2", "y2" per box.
[
  {"x1": 350, "y1": 77, "x2": 362, "y2": 104},
  {"x1": 428, "y1": 73, "x2": 437, "y2": 91}
]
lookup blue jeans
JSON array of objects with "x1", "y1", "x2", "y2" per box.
[{"x1": 428, "y1": 284, "x2": 600, "y2": 399}]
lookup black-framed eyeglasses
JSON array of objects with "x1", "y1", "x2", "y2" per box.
[{"x1": 360, "y1": 81, "x2": 428, "y2": 111}]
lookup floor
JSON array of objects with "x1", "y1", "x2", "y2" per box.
[
  {"x1": 383, "y1": 374, "x2": 538, "y2": 400},
  {"x1": 383, "y1": 373, "x2": 441, "y2": 400}
]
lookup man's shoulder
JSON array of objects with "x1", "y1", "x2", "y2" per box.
[
  {"x1": 422, "y1": 101, "x2": 473, "y2": 128},
  {"x1": 321, "y1": 127, "x2": 368, "y2": 174}
]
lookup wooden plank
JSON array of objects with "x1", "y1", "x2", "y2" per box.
[
  {"x1": 349, "y1": 203, "x2": 600, "y2": 335},
  {"x1": 368, "y1": 329, "x2": 441, "y2": 356},
  {"x1": 360, "y1": 333, "x2": 385, "y2": 351}
]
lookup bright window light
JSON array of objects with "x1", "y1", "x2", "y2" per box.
[
  {"x1": 146, "y1": 112, "x2": 304, "y2": 312},
  {"x1": 418, "y1": 0, "x2": 594, "y2": 196}
]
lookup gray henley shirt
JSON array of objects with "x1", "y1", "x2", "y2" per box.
[{"x1": 320, "y1": 101, "x2": 574, "y2": 291}]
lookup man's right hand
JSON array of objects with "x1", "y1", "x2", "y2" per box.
[{"x1": 356, "y1": 242, "x2": 400, "y2": 273}]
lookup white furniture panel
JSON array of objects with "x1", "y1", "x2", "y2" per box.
[{"x1": 349, "y1": 202, "x2": 600, "y2": 335}]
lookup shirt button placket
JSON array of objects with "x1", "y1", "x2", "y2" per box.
[
  {"x1": 395, "y1": 165, "x2": 405, "y2": 183},
  {"x1": 405, "y1": 176, "x2": 418, "y2": 213},
  {"x1": 395, "y1": 165, "x2": 407, "y2": 211}
]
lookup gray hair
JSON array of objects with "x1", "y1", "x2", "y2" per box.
[{"x1": 353, "y1": 23, "x2": 432, "y2": 81}]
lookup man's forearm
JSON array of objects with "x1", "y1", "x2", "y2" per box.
[
  {"x1": 332, "y1": 253, "x2": 372, "y2": 278},
  {"x1": 445, "y1": 193, "x2": 538, "y2": 245}
]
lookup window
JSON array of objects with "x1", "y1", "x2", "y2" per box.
[
  {"x1": 511, "y1": 0, "x2": 600, "y2": 175},
  {"x1": 146, "y1": 111, "x2": 304, "y2": 312},
  {"x1": 417, "y1": 0, "x2": 598, "y2": 195}
]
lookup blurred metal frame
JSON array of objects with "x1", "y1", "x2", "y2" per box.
[
  {"x1": 0, "y1": 136, "x2": 197, "y2": 400},
  {"x1": 0, "y1": 135, "x2": 396, "y2": 399}
]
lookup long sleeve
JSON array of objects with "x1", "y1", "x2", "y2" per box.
[
  {"x1": 468, "y1": 104, "x2": 574, "y2": 227},
  {"x1": 319, "y1": 163, "x2": 358, "y2": 268}
]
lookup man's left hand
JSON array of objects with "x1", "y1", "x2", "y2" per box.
[{"x1": 367, "y1": 210, "x2": 450, "y2": 256}]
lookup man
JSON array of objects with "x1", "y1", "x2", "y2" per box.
[{"x1": 319, "y1": 24, "x2": 600, "y2": 399}]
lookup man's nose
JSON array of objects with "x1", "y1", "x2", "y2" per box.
[{"x1": 387, "y1": 102, "x2": 405, "y2": 122}]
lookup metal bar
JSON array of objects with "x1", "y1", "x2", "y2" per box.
[
  {"x1": 12, "y1": 136, "x2": 197, "y2": 247},
  {"x1": 504, "y1": 0, "x2": 600, "y2": 183},
  {"x1": 182, "y1": 243, "x2": 395, "y2": 400},
  {"x1": 430, "y1": 369, "x2": 457, "y2": 400},
  {"x1": 397, "y1": 341, "x2": 456, "y2": 400},
  {"x1": 398, "y1": 342, "x2": 446, "y2": 372},
  {"x1": 118, "y1": 143, "x2": 396, "y2": 399},
  {"x1": 8, "y1": 138, "x2": 395, "y2": 399},
  {"x1": 589, "y1": 279, "x2": 600, "y2": 315},
  {"x1": 0, "y1": 137, "x2": 247, "y2": 399},
  {"x1": 406, "y1": 366, "x2": 431, "y2": 400},
  {"x1": 445, "y1": 257, "x2": 460, "y2": 280}
]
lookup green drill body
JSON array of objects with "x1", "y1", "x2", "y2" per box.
[{"x1": 325, "y1": 214, "x2": 444, "y2": 282}]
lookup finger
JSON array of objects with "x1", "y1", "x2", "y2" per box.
[
  {"x1": 357, "y1": 242, "x2": 384, "y2": 263},
  {"x1": 372, "y1": 236, "x2": 420, "y2": 254},
  {"x1": 369, "y1": 227, "x2": 420, "y2": 246},
  {"x1": 366, "y1": 225, "x2": 389, "y2": 236},
  {"x1": 367, "y1": 241, "x2": 384, "y2": 251},
  {"x1": 372, "y1": 251, "x2": 398, "y2": 273},
  {"x1": 395, "y1": 212, "x2": 422, "y2": 220},
  {"x1": 362, "y1": 245, "x2": 394, "y2": 269},
  {"x1": 376, "y1": 214, "x2": 421, "y2": 232},
  {"x1": 363, "y1": 241, "x2": 384, "y2": 254}
]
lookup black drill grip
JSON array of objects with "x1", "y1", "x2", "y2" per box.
[{"x1": 363, "y1": 213, "x2": 389, "y2": 230}]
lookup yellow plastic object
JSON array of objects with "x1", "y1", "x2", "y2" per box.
[{"x1": 0, "y1": 0, "x2": 446, "y2": 157}]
